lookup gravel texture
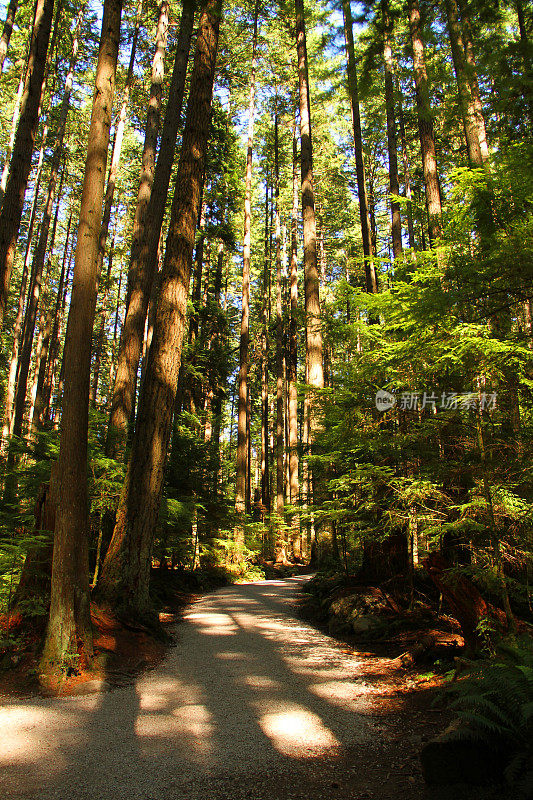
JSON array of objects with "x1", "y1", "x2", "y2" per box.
[{"x1": 0, "y1": 577, "x2": 382, "y2": 800}]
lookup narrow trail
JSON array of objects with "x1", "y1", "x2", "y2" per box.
[{"x1": 0, "y1": 577, "x2": 447, "y2": 800}]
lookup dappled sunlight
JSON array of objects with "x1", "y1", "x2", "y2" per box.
[
  {"x1": 309, "y1": 680, "x2": 370, "y2": 711},
  {"x1": 259, "y1": 708, "x2": 341, "y2": 756},
  {"x1": 185, "y1": 610, "x2": 239, "y2": 635},
  {"x1": 1, "y1": 579, "x2": 378, "y2": 799}
]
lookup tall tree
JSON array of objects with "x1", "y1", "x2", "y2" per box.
[
  {"x1": 288, "y1": 115, "x2": 300, "y2": 554},
  {"x1": 294, "y1": 0, "x2": 332, "y2": 562},
  {"x1": 0, "y1": 0, "x2": 55, "y2": 331},
  {"x1": 94, "y1": 0, "x2": 143, "y2": 292},
  {"x1": 382, "y1": 1, "x2": 402, "y2": 259},
  {"x1": 341, "y1": 0, "x2": 377, "y2": 290},
  {"x1": 0, "y1": 0, "x2": 18, "y2": 72},
  {"x1": 11, "y1": 10, "x2": 81, "y2": 442},
  {"x1": 407, "y1": 0, "x2": 442, "y2": 244},
  {"x1": 40, "y1": 0, "x2": 123, "y2": 676},
  {"x1": 443, "y1": 0, "x2": 484, "y2": 168},
  {"x1": 98, "y1": 0, "x2": 222, "y2": 621},
  {"x1": 235, "y1": 0, "x2": 259, "y2": 534},
  {"x1": 106, "y1": 0, "x2": 194, "y2": 459}
]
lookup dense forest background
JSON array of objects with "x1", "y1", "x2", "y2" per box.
[{"x1": 0, "y1": 0, "x2": 531, "y2": 680}]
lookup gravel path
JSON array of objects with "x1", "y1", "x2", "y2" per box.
[{"x1": 0, "y1": 577, "x2": 384, "y2": 800}]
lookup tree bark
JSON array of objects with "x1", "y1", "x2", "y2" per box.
[
  {"x1": 261, "y1": 173, "x2": 270, "y2": 519},
  {"x1": 28, "y1": 185, "x2": 62, "y2": 433},
  {"x1": 408, "y1": 0, "x2": 442, "y2": 244},
  {"x1": 11, "y1": 11, "x2": 80, "y2": 440},
  {"x1": 0, "y1": 0, "x2": 55, "y2": 331},
  {"x1": 397, "y1": 82, "x2": 416, "y2": 249},
  {"x1": 274, "y1": 110, "x2": 284, "y2": 539},
  {"x1": 97, "y1": 0, "x2": 222, "y2": 620},
  {"x1": 341, "y1": 0, "x2": 377, "y2": 292},
  {"x1": 458, "y1": 6, "x2": 489, "y2": 162},
  {"x1": 106, "y1": 0, "x2": 194, "y2": 459},
  {"x1": 0, "y1": 0, "x2": 18, "y2": 72},
  {"x1": 40, "y1": 0, "x2": 123, "y2": 676},
  {"x1": 40, "y1": 213, "x2": 72, "y2": 423},
  {"x1": 235, "y1": 0, "x2": 258, "y2": 540},
  {"x1": 383, "y1": 2, "x2": 402, "y2": 260},
  {"x1": 94, "y1": 0, "x2": 142, "y2": 295},
  {"x1": 516, "y1": 0, "x2": 533, "y2": 129},
  {"x1": 90, "y1": 230, "x2": 115, "y2": 407},
  {"x1": 288, "y1": 117, "x2": 300, "y2": 554},
  {"x1": 295, "y1": 0, "x2": 333, "y2": 564},
  {"x1": 443, "y1": 0, "x2": 483, "y2": 168}
]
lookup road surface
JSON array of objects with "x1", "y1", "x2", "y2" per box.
[{"x1": 0, "y1": 577, "x2": 394, "y2": 800}]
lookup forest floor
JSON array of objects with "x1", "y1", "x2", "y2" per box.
[{"x1": 0, "y1": 575, "x2": 512, "y2": 800}]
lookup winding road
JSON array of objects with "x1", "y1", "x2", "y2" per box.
[{"x1": 0, "y1": 577, "x2": 422, "y2": 800}]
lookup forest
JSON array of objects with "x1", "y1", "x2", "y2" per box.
[{"x1": 0, "y1": 0, "x2": 532, "y2": 793}]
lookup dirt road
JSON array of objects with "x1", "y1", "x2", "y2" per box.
[{"x1": 0, "y1": 576, "x2": 464, "y2": 800}]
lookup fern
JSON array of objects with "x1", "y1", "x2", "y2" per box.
[{"x1": 445, "y1": 640, "x2": 533, "y2": 795}]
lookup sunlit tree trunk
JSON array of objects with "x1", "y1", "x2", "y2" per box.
[
  {"x1": 90, "y1": 230, "x2": 115, "y2": 407},
  {"x1": 28, "y1": 191, "x2": 62, "y2": 433},
  {"x1": 341, "y1": 0, "x2": 377, "y2": 292},
  {"x1": 261, "y1": 174, "x2": 270, "y2": 521},
  {"x1": 40, "y1": 214, "x2": 73, "y2": 422},
  {"x1": 12, "y1": 168, "x2": 65, "y2": 442},
  {"x1": 40, "y1": 0, "x2": 123, "y2": 676},
  {"x1": 235, "y1": 0, "x2": 258, "y2": 545},
  {"x1": 295, "y1": 0, "x2": 333, "y2": 563},
  {"x1": 443, "y1": 0, "x2": 483, "y2": 168},
  {"x1": 459, "y1": 4, "x2": 489, "y2": 162},
  {"x1": 0, "y1": 0, "x2": 18, "y2": 72},
  {"x1": 95, "y1": 0, "x2": 142, "y2": 293},
  {"x1": 11, "y1": 10, "x2": 79, "y2": 439},
  {"x1": 383, "y1": 2, "x2": 402, "y2": 260},
  {"x1": 97, "y1": 0, "x2": 222, "y2": 621},
  {"x1": 516, "y1": 0, "x2": 533, "y2": 129},
  {"x1": 106, "y1": 0, "x2": 193, "y2": 459},
  {"x1": 288, "y1": 117, "x2": 300, "y2": 556},
  {"x1": 397, "y1": 84, "x2": 415, "y2": 249},
  {"x1": 274, "y1": 111, "x2": 285, "y2": 558},
  {"x1": 408, "y1": 0, "x2": 442, "y2": 244},
  {"x1": 0, "y1": 0, "x2": 55, "y2": 330}
]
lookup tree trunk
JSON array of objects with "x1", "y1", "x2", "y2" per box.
[
  {"x1": 28, "y1": 188, "x2": 62, "y2": 434},
  {"x1": 97, "y1": 0, "x2": 222, "y2": 621},
  {"x1": 274, "y1": 110, "x2": 284, "y2": 540},
  {"x1": 383, "y1": 3, "x2": 402, "y2": 260},
  {"x1": 397, "y1": 82, "x2": 416, "y2": 249},
  {"x1": 516, "y1": 0, "x2": 533, "y2": 129},
  {"x1": 459, "y1": 4, "x2": 489, "y2": 162},
  {"x1": 106, "y1": 0, "x2": 194, "y2": 459},
  {"x1": 443, "y1": 0, "x2": 484, "y2": 168},
  {"x1": 40, "y1": 0, "x2": 123, "y2": 677},
  {"x1": 288, "y1": 117, "x2": 300, "y2": 555},
  {"x1": 261, "y1": 173, "x2": 270, "y2": 519},
  {"x1": 40, "y1": 213, "x2": 72, "y2": 423},
  {"x1": 235, "y1": 0, "x2": 258, "y2": 541},
  {"x1": 0, "y1": 0, "x2": 18, "y2": 72},
  {"x1": 341, "y1": 0, "x2": 377, "y2": 292},
  {"x1": 408, "y1": 0, "x2": 442, "y2": 244},
  {"x1": 10, "y1": 6, "x2": 80, "y2": 434},
  {"x1": 295, "y1": 0, "x2": 333, "y2": 563},
  {"x1": 0, "y1": 0, "x2": 55, "y2": 331},
  {"x1": 11, "y1": 163, "x2": 65, "y2": 442},
  {"x1": 94, "y1": 0, "x2": 142, "y2": 294},
  {"x1": 0, "y1": 154, "x2": 44, "y2": 448},
  {"x1": 90, "y1": 231, "x2": 115, "y2": 407}
]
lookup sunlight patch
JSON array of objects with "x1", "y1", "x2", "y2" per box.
[{"x1": 259, "y1": 708, "x2": 339, "y2": 756}]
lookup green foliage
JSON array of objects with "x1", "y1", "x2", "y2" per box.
[{"x1": 445, "y1": 641, "x2": 533, "y2": 795}]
